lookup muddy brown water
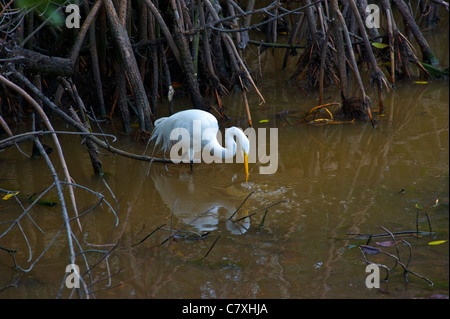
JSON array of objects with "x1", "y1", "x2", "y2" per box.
[{"x1": 0, "y1": 21, "x2": 448, "y2": 300}]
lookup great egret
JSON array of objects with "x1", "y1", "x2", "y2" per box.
[{"x1": 150, "y1": 109, "x2": 249, "y2": 182}]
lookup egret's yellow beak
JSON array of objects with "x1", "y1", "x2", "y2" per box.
[{"x1": 244, "y1": 151, "x2": 249, "y2": 182}]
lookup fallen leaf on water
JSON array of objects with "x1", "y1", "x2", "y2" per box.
[
  {"x1": 360, "y1": 245, "x2": 381, "y2": 255},
  {"x1": 428, "y1": 240, "x2": 447, "y2": 246},
  {"x1": 2, "y1": 192, "x2": 19, "y2": 200},
  {"x1": 375, "y1": 241, "x2": 400, "y2": 247}
]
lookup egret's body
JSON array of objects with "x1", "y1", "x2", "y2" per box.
[{"x1": 150, "y1": 109, "x2": 249, "y2": 181}]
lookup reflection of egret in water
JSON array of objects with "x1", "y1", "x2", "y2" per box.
[{"x1": 151, "y1": 170, "x2": 250, "y2": 235}]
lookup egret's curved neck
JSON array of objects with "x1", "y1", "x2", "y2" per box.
[{"x1": 211, "y1": 127, "x2": 248, "y2": 160}]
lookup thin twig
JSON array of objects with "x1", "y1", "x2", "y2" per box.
[
  {"x1": 136, "y1": 224, "x2": 167, "y2": 245},
  {"x1": 228, "y1": 191, "x2": 255, "y2": 220},
  {"x1": 202, "y1": 235, "x2": 221, "y2": 260},
  {"x1": 235, "y1": 200, "x2": 286, "y2": 222},
  {"x1": 379, "y1": 226, "x2": 401, "y2": 261},
  {"x1": 159, "y1": 207, "x2": 217, "y2": 246}
]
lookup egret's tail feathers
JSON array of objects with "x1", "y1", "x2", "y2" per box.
[
  {"x1": 150, "y1": 117, "x2": 167, "y2": 141},
  {"x1": 154, "y1": 117, "x2": 168, "y2": 127},
  {"x1": 150, "y1": 117, "x2": 172, "y2": 153}
]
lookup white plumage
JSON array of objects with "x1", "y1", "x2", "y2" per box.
[{"x1": 150, "y1": 109, "x2": 250, "y2": 181}]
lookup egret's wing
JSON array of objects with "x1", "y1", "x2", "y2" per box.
[{"x1": 150, "y1": 109, "x2": 220, "y2": 154}]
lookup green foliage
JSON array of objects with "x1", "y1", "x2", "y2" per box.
[
  {"x1": 15, "y1": 0, "x2": 73, "y2": 27},
  {"x1": 420, "y1": 62, "x2": 449, "y2": 79},
  {"x1": 371, "y1": 42, "x2": 389, "y2": 49}
]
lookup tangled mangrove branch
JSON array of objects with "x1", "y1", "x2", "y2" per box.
[{"x1": 1, "y1": 1, "x2": 447, "y2": 134}]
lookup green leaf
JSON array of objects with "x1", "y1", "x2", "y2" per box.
[
  {"x1": 16, "y1": 0, "x2": 65, "y2": 27},
  {"x1": 372, "y1": 42, "x2": 389, "y2": 49},
  {"x1": 420, "y1": 62, "x2": 448, "y2": 78},
  {"x1": 428, "y1": 240, "x2": 447, "y2": 246},
  {"x1": 259, "y1": 119, "x2": 269, "y2": 123}
]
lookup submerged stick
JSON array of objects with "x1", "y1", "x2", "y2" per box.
[
  {"x1": 202, "y1": 235, "x2": 221, "y2": 260},
  {"x1": 425, "y1": 212, "x2": 433, "y2": 233},
  {"x1": 347, "y1": 230, "x2": 428, "y2": 239},
  {"x1": 137, "y1": 224, "x2": 167, "y2": 245},
  {"x1": 258, "y1": 210, "x2": 268, "y2": 229},
  {"x1": 33, "y1": 137, "x2": 88, "y2": 295},
  {"x1": 379, "y1": 226, "x2": 401, "y2": 261},
  {"x1": 235, "y1": 200, "x2": 286, "y2": 222},
  {"x1": 228, "y1": 191, "x2": 255, "y2": 220}
]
